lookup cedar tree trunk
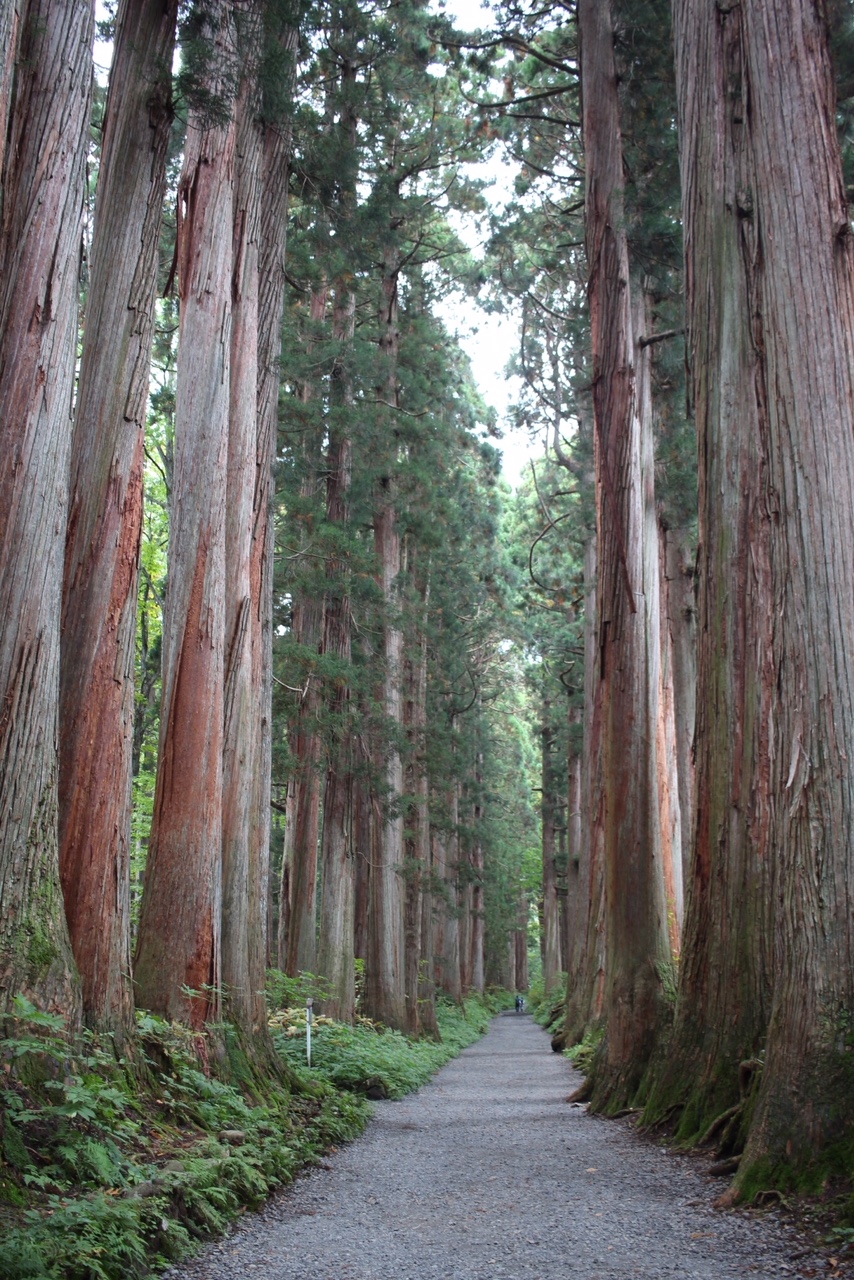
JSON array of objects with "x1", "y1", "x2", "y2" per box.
[
  {"x1": 60, "y1": 0, "x2": 177, "y2": 1036},
  {"x1": 580, "y1": 0, "x2": 671, "y2": 1108},
  {"x1": 134, "y1": 1, "x2": 237, "y2": 1027},
  {"x1": 0, "y1": 0, "x2": 93, "y2": 1020},
  {"x1": 642, "y1": 0, "x2": 776, "y2": 1137}
]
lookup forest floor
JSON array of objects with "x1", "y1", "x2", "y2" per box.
[{"x1": 162, "y1": 1014, "x2": 846, "y2": 1280}]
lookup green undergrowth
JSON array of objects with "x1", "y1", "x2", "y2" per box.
[
  {"x1": 528, "y1": 975, "x2": 567, "y2": 1040},
  {"x1": 270, "y1": 991, "x2": 500, "y2": 1098},
  {"x1": 0, "y1": 997, "x2": 367, "y2": 1280},
  {"x1": 564, "y1": 1025, "x2": 604, "y2": 1077},
  {"x1": 1, "y1": 988, "x2": 500, "y2": 1279}
]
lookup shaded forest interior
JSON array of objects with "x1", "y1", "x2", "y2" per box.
[{"x1": 5, "y1": 0, "x2": 854, "y2": 1258}]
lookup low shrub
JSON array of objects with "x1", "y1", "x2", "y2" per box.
[{"x1": 270, "y1": 993, "x2": 497, "y2": 1099}]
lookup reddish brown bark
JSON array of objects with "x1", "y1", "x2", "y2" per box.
[
  {"x1": 513, "y1": 913, "x2": 529, "y2": 993},
  {"x1": 469, "y1": 734, "x2": 485, "y2": 995},
  {"x1": 60, "y1": 0, "x2": 177, "y2": 1036},
  {"x1": 432, "y1": 780, "x2": 461, "y2": 1001},
  {"x1": 728, "y1": 0, "x2": 854, "y2": 1183},
  {"x1": 0, "y1": 0, "x2": 93, "y2": 1020},
  {"x1": 353, "y1": 771, "x2": 371, "y2": 965},
  {"x1": 0, "y1": 4, "x2": 18, "y2": 186},
  {"x1": 643, "y1": 0, "x2": 775, "y2": 1136},
  {"x1": 579, "y1": 0, "x2": 671, "y2": 1108},
  {"x1": 281, "y1": 283, "x2": 327, "y2": 977},
  {"x1": 364, "y1": 243, "x2": 407, "y2": 1030},
  {"x1": 662, "y1": 526, "x2": 696, "y2": 904},
  {"x1": 134, "y1": 2, "x2": 237, "y2": 1027},
  {"x1": 402, "y1": 571, "x2": 430, "y2": 1033}
]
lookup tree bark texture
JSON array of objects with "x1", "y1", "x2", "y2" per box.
[
  {"x1": 655, "y1": 521, "x2": 683, "y2": 950},
  {"x1": 579, "y1": 0, "x2": 671, "y2": 1109},
  {"x1": 365, "y1": 488, "x2": 407, "y2": 1030},
  {"x1": 433, "y1": 782, "x2": 461, "y2": 1001},
  {"x1": 402, "y1": 568, "x2": 431, "y2": 1033},
  {"x1": 60, "y1": 0, "x2": 177, "y2": 1035},
  {"x1": 726, "y1": 0, "x2": 854, "y2": 1184},
  {"x1": 316, "y1": 284, "x2": 356, "y2": 1022},
  {"x1": 565, "y1": 538, "x2": 605, "y2": 1043},
  {"x1": 643, "y1": 0, "x2": 776, "y2": 1137},
  {"x1": 221, "y1": 15, "x2": 262, "y2": 1031},
  {"x1": 0, "y1": 0, "x2": 93, "y2": 1019},
  {"x1": 541, "y1": 701, "x2": 563, "y2": 996},
  {"x1": 0, "y1": 2, "x2": 19, "y2": 200},
  {"x1": 364, "y1": 242, "x2": 407, "y2": 1030},
  {"x1": 249, "y1": 13, "x2": 298, "y2": 1018},
  {"x1": 662, "y1": 526, "x2": 696, "y2": 900},
  {"x1": 134, "y1": 2, "x2": 237, "y2": 1027},
  {"x1": 281, "y1": 284, "x2": 328, "y2": 978},
  {"x1": 470, "y1": 734, "x2": 485, "y2": 995}
]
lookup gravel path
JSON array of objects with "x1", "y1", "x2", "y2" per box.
[{"x1": 165, "y1": 1014, "x2": 833, "y2": 1280}]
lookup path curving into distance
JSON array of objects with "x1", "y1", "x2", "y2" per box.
[{"x1": 165, "y1": 1014, "x2": 830, "y2": 1280}]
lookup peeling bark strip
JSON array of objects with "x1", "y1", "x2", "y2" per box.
[
  {"x1": 134, "y1": 0, "x2": 238, "y2": 1030},
  {"x1": 0, "y1": 0, "x2": 93, "y2": 1020},
  {"x1": 578, "y1": 0, "x2": 670, "y2": 1110},
  {"x1": 60, "y1": 0, "x2": 178, "y2": 1036}
]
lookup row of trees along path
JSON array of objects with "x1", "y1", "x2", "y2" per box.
[
  {"x1": 5, "y1": 0, "x2": 854, "y2": 1222},
  {"x1": 163, "y1": 1015, "x2": 829, "y2": 1280}
]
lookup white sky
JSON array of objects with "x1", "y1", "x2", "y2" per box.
[{"x1": 431, "y1": 0, "x2": 534, "y2": 487}]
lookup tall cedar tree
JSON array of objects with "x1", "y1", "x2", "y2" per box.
[
  {"x1": 60, "y1": 0, "x2": 179, "y2": 1037},
  {"x1": 658, "y1": 0, "x2": 854, "y2": 1190},
  {"x1": 134, "y1": 0, "x2": 238, "y2": 1027},
  {"x1": 578, "y1": 0, "x2": 671, "y2": 1110},
  {"x1": 0, "y1": 0, "x2": 94, "y2": 1020}
]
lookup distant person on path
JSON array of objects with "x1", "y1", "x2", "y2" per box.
[{"x1": 515, "y1": 994, "x2": 525, "y2": 1013}]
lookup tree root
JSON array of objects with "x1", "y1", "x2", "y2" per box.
[
  {"x1": 638, "y1": 1101, "x2": 682, "y2": 1134},
  {"x1": 708, "y1": 1155, "x2": 741, "y2": 1176},
  {"x1": 568, "y1": 1078, "x2": 593, "y2": 1104},
  {"x1": 699, "y1": 1103, "x2": 742, "y2": 1148}
]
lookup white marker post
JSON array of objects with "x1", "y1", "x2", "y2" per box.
[{"x1": 306, "y1": 997, "x2": 313, "y2": 1068}]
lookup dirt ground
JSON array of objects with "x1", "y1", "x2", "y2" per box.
[{"x1": 163, "y1": 1013, "x2": 843, "y2": 1280}]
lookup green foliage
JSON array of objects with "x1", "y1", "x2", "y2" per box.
[
  {"x1": 271, "y1": 995, "x2": 497, "y2": 1099},
  {"x1": 565, "y1": 1026, "x2": 604, "y2": 1077},
  {"x1": 529, "y1": 975, "x2": 567, "y2": 1036},
  {"x1": 265, "y1": 968, "x2": 333, "y2": 1011},
  {"x1": 0, "y1": 1002, "x2": 368, "y2": 1280},
  {"x1": 0, "y1": 990, "x2": 494, "y2": 1278}
]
